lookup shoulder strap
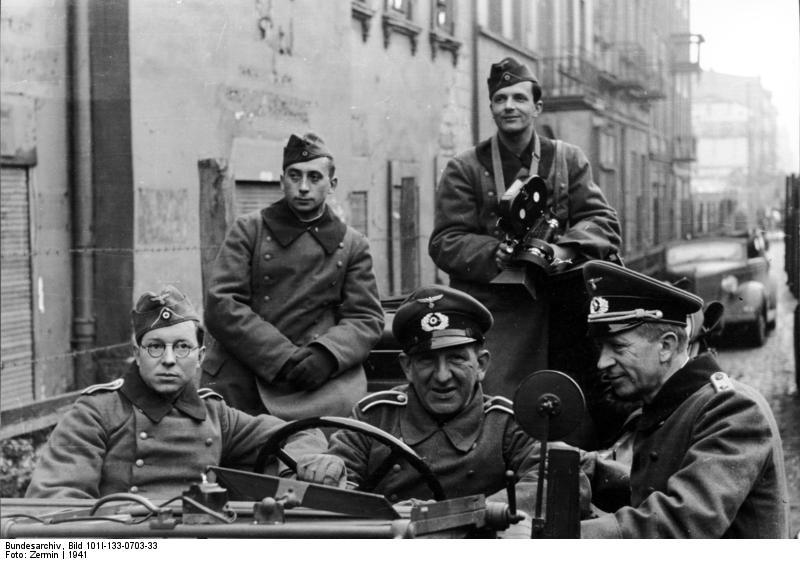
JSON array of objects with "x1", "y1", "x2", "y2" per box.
[
  {"x1": 198, "y1": 387, "x2": 224, "y2": 400},
  {"x1": 82, "y1": 378, "x2": 124, "y2": 395},
  {"x1": 357, "y1": 390, "x2": 408, "y2": 413},
  {"x1": 709, "y1": 371, "x2": 733, "y2": 393}
]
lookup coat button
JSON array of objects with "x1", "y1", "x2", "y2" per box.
[
  {"x1": 484, "y1": 171, "x2": 490, "y2": 177},
  {"x1": 266, "y1": 236, "x2": 272, "y2": 241},
  {"x1": 263, "y1": 253, "x2": 272, "y2": 260},
  {"x1": 139, "y1": 432, "x2": 148, "y2": 439},
  {"x1": 135, "y1": 459, "x2": 144, "y2": 467},
  {"x1": 314, "y1": 227, "x2": 319, "y2": 232},
  {"x1": 488, "y1": 191, "x2": 495, "y2": 197},
  {"x1": 263, "y1": 295, "x2": 271, "y2": 302},
  {"x1": 649, "y1": 451, "x2": 659, "y2": 461},
  {"x1": 338, "y1": 242, "x2": 344, "y2": 248},
  {"x1": 263, "y1": 275, "x2": 271, "y2": 282},
  {"x1": 467, "y1": 470, "x2": 475, "y2": 477},
  {"x1": 470, "y1": 443, "x2": 477, "y2": 450},
  {"x1": 129, "y1": 486, "x2": 139, "y2": 493},
  {"x1": 392, "y1": 464, "x2": 401, "y2": 473},
  {"x1": 330, "y1": 281, "x2": 336, "y2": 286},
  {"x1": 205, "y1": 438, "x2": 214, "y2": 446},
  {"x1": 336, "y1": 261, "x2": 343, "y2": 267},
  {"x1": 389, "y1": 494, "x2": 398, "y2": 502}
]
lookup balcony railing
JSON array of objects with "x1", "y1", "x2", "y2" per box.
[
  {"x1": 597, "y1": 42, "x2": 666, "y2": 101},
  {"x1": 539, "y1": 53, "x2": 603, "y2": 109}
]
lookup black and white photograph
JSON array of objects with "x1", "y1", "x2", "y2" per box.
[{"x1": 1, "y1": 0, "x2": 798, "y2": 549}]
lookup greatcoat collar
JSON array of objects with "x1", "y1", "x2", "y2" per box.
[
  {"x1": 637, "y1": 352, "x2": 722, "y2": 434},
  {"x1": 120, "y1": 364, "x2": 206, "y2": 423},
  {"x1": 261, "y1": 198, "x2": 346, "y2": 255}
]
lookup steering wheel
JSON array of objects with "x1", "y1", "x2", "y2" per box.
[{"x1": 254, "y1": 416, "x2": 446, "y2": 501}]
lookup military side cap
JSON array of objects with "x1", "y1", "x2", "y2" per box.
[
  {"x1": 582, "y1": 260, "x2": 703, "y2": 337},
  {"x1": 392, "y1": 285, "x2": 493, "y2": 354},
  {"x1": 282, "y1": 132, "x2": 333, "y2": 170},
  {"x1": 131, "y1": 285, "x2": 201, "y2": 342},
  {"x1": 487, "y1": 56, "x2": 539, "y2": 97}
]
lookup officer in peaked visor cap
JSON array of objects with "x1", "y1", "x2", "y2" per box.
[
  {"x1": 297, "y1": 284, "x2": 593, "y2": 533},
  {"x1": 578, "y1": 261, "x2": 789, "y2": 538}
]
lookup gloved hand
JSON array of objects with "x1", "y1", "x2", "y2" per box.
[
  {"x1": 285, "y1": 345, "x2": 337, "y2": 391},
  {"x1": 296, "y1": 454, "x2": 347, "y2": 488}
]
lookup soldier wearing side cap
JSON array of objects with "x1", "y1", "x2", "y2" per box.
[
  {"x1": 201, "y1": 132, "x2": 384, "y2": 419},
  {"x1": 578, "y1": 261, "x2": 789, "y2": 538},
  {"x1": 429, "y1": 56, "x2": 621, "y2": 401},
  {"x1": 297, "y1": 285, "x2": 593, "y2": 525},
  {"x1": 26, "y1": 286, "x2": 334, "y2": 500}
]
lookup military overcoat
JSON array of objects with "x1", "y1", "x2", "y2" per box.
[
  {"x1": 202, "y1": 199, "x2": 384, "y2": 418},
  {"x1": 581, "y1": 353, "x2": 789, "y2": 538},
  {"x1": 428, "y1": 134, "x2": 621, "y2": 398},
  {"x1": 26, "y1": 366, "x2": 327, "y2": 499},
  {"x1": 328, "y1": 384, "x2": 561, "y2": 514}
]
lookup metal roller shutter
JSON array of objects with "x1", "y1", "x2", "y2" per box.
[
  {"x1": 234, "y1": 181, "x2": 282, "y2": 217},
  {"x1": 1, "y1": 166, "x2": 34, "y2": 409}
]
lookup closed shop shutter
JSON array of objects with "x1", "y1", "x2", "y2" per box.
[
  {"x1": 0, "y1": 166, "x2": 34, "y2": 409},
  {"x1": 234, "y1": 181, "x2": 282, "y2": 217}
]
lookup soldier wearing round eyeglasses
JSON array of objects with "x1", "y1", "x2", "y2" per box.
[{"x1": 25, "y1": 286, "x2": 334, "y2": 499}]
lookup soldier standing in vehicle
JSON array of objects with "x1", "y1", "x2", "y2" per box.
[
  {"x1": 201, "y1": 133, "x2": 384, "y2": 419},
  {"x1": 428, "y1": 56, "x2": 621, "y2": 401}
]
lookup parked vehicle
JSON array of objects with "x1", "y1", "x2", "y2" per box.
[{"x1": 662, "y1": 231, "x2": 778, "y2": 347}]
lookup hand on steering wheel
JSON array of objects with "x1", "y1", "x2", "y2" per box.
[{"x1": 254, "y1": 416, "x2": 446, "y2": 501}]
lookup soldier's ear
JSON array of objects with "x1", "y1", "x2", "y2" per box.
[
  {"x1": 475, "y1": 347, "x2": 490, "y2": 382},
  {"x1": 398, "y1": 352, "x2": 412, "y2": 382},
  {"x1": 130, "y1": 335, "x2": 138, "y2": 363},
  {"x1": 658, "y1": 331, "x2": 680, "y2": 363}
]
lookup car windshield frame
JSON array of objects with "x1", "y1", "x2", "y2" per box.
[{"x1": 666, "y1": 240, "x2": 747, "y2": 266}]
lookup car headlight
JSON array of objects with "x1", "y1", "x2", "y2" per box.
[{"x1": 720, "y1": 275, "x2": 739, "y2": 295}]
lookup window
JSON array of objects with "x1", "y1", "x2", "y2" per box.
[
  {"x1": 382, "y1": 0, "x2": 421, "y2": 54},
  {"x1": 387, "y1": 0, "x2": 412, "y2": 18},
  {"x1": 433, "y1": 0, "x2": 453, "y2": 34}
]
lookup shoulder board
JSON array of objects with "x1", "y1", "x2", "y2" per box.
[
  {"x1": 709, "y1": 371, "x2": 733, "y2": 393},
  {"x1": 82, "y1": 378, "x2": 124, "y2": 395},
  {"x1": 484, "y1": 395, "x2": 514, "y2": 416},
  {"x1": 357, "y1": 390, "x2": 408, "y2": 413},
  {"x1": 197, "y1": 388, "x2": 224, "y2": 400}
]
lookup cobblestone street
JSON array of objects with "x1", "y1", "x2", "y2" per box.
[{"x1": 713, "y1": 237, "x2": 799, "y2": 535}]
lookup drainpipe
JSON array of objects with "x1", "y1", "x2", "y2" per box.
[{"x1": 68, "y1": 0, "x2": 96, "y2": 388}]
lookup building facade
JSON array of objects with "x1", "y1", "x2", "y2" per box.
[
  {"x1": 0, "y1": 0, "x2": 698, "y2": 432},
  {"x1": 691, "y1": 70, "x2": 782, "y2": 233}
]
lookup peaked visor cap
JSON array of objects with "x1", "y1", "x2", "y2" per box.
[
  {"x1": 392, "y1": 285, "x2": 493, "y2": 355},
  {"x1": 582, "y1": 260, "x2": 703, "y2": 337}
]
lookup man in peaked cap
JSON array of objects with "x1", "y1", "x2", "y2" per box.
[
  {"x1": 578, "y1": 261, "x2": 789, "y2": 538},
  {"x1": 297, "y1": 284, "x2": 592, "y2": 532},
  {"x1": 27, "y1": 286, "x2": 335, "y2": 499},
  {"x1": 202, "y1": 132, "x2": 383, "y2": 420},
  {"x1": 429, "y1": 55, "x2": 621, "y2": 402}
]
